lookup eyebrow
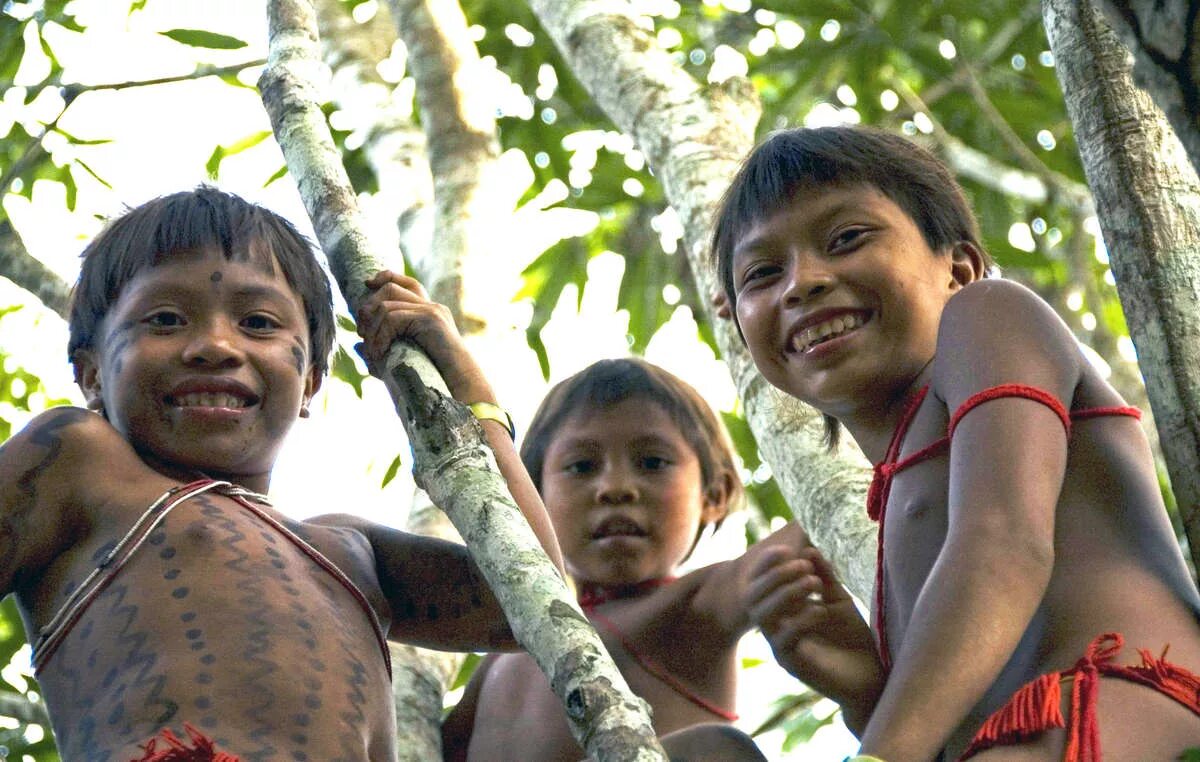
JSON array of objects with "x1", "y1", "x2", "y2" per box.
[{"x1": 733, "y1": 198, "x2": 866, "y2": 257}]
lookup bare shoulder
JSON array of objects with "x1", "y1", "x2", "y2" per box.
[
  {"x1": 0, "y1": 407, "x2": 134, "y2": 595},
  {"x1": 0, "y1": 407, "x2": 132, "y2": 505},
  {"x1": 935, "y1": 279, "x2": 1083, "y2": 399},
  {"x1": 940, "y1": 279, "x2": 1075, "y2": 349}
]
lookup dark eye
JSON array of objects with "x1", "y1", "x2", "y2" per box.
[
  {"x1": 639, "y1": 455, "x2": 669, "y2": 471},
  {"x1": 145, "y1": 311, "x2": 185, "y2": 329},
  {"x1": 564, "y1": 460, "x2": 596, "y2": 475},
  {"x1": 830, "y1": 227, "x2": 868, "y2": 252},
  {"x1": 242, "y1": 313, "x2": 281, "y2": 332},
  {"x1": 739, "y1": 262, "x2": 780, "y2": 288}
]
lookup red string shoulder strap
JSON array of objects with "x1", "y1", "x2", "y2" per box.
[{"x1": 947, "y1": 383, "x2": 1071, "y2": 438}]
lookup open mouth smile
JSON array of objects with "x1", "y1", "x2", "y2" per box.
[
  {"x1": 167, "y1": 392, "x2": 256, "y2": 409},
  {"x1": 791, "y1": 310, "x2": 871, "y2": 354},
  {"x1": 591, "y1": 516, "x2": 647, "y2": 540}
]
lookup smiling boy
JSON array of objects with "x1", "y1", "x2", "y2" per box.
[{"x1": 0, "y1": 186, "x2": 561, "y2": 761}]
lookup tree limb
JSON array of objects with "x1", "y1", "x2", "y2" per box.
[
  {"x1": 526, "y1": 0, "x2": 877, "y2": 600},
  {"x1": 0, "y1": 219, "x2": 70, "y2": 318},
  {"x1": 259, "y1": 2, "x2": 665, "y2": 758}
]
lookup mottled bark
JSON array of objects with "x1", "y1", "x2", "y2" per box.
[
  {"x1": 260, "y1": 2, "x2": 665, "y2": 759},
  {"x1": 0, "y1": 219, "x2": 70, "y2": 319},
  {"x1": 313, "y1": 3, "x2": 461, "y2": 757},
  {"x1": 1044, "y1": 0, "x2": 1200, "y2": 570},
  {"x1": 1095, "y1": 0, "x2": 1200, "y2": 178},
  {"x1": 384, "y1": 0, "x2": 505, "y2": 333},
  {"x1": 527, "y1": 0, "x2": 877, "y2": 600}
]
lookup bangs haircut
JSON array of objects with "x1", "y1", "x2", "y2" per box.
[
  {"x1": 710, "y1": 125, "x2": 992, "y2": 449},
  {"x1": 67, "y1": 186, "x2": 335, "y2": 377},
  {"x1": 521, "y1": 358, "x2": 742, "y2": 520}
]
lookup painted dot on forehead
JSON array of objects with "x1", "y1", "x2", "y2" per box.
[{"x1": 210, "y1": 271, "x2": 222, "y2": 283}]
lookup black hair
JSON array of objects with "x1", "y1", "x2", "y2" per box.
[
  {"x1": 711, "y1": 125, "x2": 992, "y2": 447},
  {"x1": 67, "y1": 186, "x2": 335, "y2": 377},
  {"x1": 521, "y1": 358, "x2": 742, "y2": 526}
]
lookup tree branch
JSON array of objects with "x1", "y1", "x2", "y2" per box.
[
  {"x1": 259, "y1": 2, "x2": 665, "y2": 758},
  {"x1": 0, "y1": 219, "x2": 71, "y2": 318},
  {"x1": 527, "y1": 0, "x2": 878, "y2": 600}
]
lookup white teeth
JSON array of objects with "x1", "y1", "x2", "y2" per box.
[
  {"x1": 174, "y1": 393, "x2": 248, "y2": 409},
  {"x1": 794, "y1": 313, "x2": 866, "y2": 352}
]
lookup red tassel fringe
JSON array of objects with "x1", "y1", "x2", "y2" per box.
[
  {"x1": 131, "y1": 723, "x2": 240, "y2": 762},
  {"x1": 960, "y1": 671, "x2": 1065, "y2": 758}
]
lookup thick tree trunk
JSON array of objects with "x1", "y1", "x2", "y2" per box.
[
  {"x1": 1095, "y1": 0, "x2": 1200, "y2": 178},
  {"x1": 526, "y1": 0, "x2": 877, "y2": 600},
  {"x1": 260, "y1": 2, "x2": 666, "y2": 758},
  {"x1": 1044, "y1": 0, "x2": 1200, "y2": 571}
]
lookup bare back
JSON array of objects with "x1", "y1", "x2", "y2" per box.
[{"x1": 4, "y1": 408, "x2": 396, "y2": 760}]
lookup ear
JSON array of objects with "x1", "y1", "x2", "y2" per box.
[
  {"x1": 701, "y1": 470, "x2": 736, "y2": 525},
  {"x1": 300, "y1": 365, "x2": 322, "y2": 418},
  {"x1": 73, "y1": 349, "x2": 105, "y2": 411},
  {"x1": 948, "y1": 241, "x2": 986, "y2": 291}
]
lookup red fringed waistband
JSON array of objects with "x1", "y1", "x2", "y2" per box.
[
  {"x1": 130, "y1": 723, "x2": 240, "y2": 762},
  {"x1": 959, "y1": 632, "x2": 1200, "y2": 761}
]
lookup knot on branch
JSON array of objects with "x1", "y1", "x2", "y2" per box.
[{"x1": 389, "y1": 362, "x2": 488, "y2": 484}]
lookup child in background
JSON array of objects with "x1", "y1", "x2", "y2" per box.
[
  {"x1": 0, "y1": 186, "x2": 562, "y2": 761},
  {"x1": 441, "y1": 358, "x2": 866, "y2": 761},
  {"x1": 714, "y1": 125, "x2": 1200, "y2": 759}
]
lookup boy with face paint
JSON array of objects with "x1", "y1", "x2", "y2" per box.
[{"x1": 0, "y1": 186, "x2": 562, "y2": 761}]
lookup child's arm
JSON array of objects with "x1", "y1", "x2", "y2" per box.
[
  {"x1": 0, "y1": 407, "x2": 101, "y2": 598},
  {"x1": 356, "y1": 270, "x2": 564, "y2": 574},
  {"x1": 745, "y1": 542, "x2": 883, "y2": 735},
  {"x1": 857, "y1": 279, "x2": 1078, "y2": 759}
]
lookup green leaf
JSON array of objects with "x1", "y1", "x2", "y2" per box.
[
  {"x1": 450, "y1": 652, "x2": 482, "y2": 691},
  {"x1": 73, "y1": 159, "x2": 111, "y2": 189},
  {"x1": 1179, "y1": 748, "x2": 1200, "y2": 761},
  {"x1": 740, "y1": 657, "x2": 764, "y2": 669},
  {"x1": 337, "y1": 314, "x2": 359, "y2": 333},
  {"x1": 205, "y1": 130, "x2": 272, "y2": 178},
  {"x1": 331, "y1": 346, "x2": 366, "y2": 398},
  {"x1": 380, "y1": 454, "x2": 402, "y2": 488},
  {"x1": 263, "y1": 165, "x2": 287, "y2": 187},
  {"x1": 159, "y1": 28, "x2": 249, "y2": 50}
]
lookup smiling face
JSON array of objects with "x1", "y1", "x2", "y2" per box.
[
  {"x1": 74, "y1": 247, "x2": 320, "y2": 491},
  {"x1": 732, "y1": 183, "x2": 976, "y2": 424},
  {"x1": 539, "y1": 397, "x2": 728, "y2": 588}
]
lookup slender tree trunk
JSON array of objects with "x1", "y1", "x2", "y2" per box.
[
  {"x1": 1044, "y1": 0, "x2": 1200, "y2": 571},
  {"x1": 1095, "y1": 0, "x2": 1200, "y2": 178},
  {"x1": 260, "y1": 2, "x2": 666, "y2": 758},
  {"x1": 313, "y1": 3, "x2": 465, "y2": 757},
  {"x1": 526, "y1": 0, "x2": 877, "y2": 600}
]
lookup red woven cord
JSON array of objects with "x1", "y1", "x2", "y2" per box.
[
  {"x1": 1071, "y1": 406, "x2": 1142, "y2": 422},
  {"x1": 869, "y1": 385, "x2": 932, "y2": 673},
  {"x1": 948, "y1": 384, "x2": 1071, "y2": 439},
  {"x1": 959, "y1": 632, "x2": 1200, "y2": 761},
  {"x1": 576, "y1": 577, "x2": 677, "y2": 608},
  {"x1": 583, "y1": 606, "x2": 738, "y2": 720},
  {"x1": 131, "y1": 723, "x2": 240, "y2": 762}
]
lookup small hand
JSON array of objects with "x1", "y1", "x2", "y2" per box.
[
  {"x1": 747, "y1": 543, "x2": 884, "y2": 733},
  {"x1": 356, "y1": 271, "x2": 493, "y2": 404}
]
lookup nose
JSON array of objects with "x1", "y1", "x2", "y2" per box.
[
  {"x1": 181, "y1": 318, "x2": 245, "y2": 367},
  {"x1": 781, "y1": 254, "x2": 835, "y2": 305},
  {"x1": 595, "y1": 463, "x2": 638, "y2": 505}
]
